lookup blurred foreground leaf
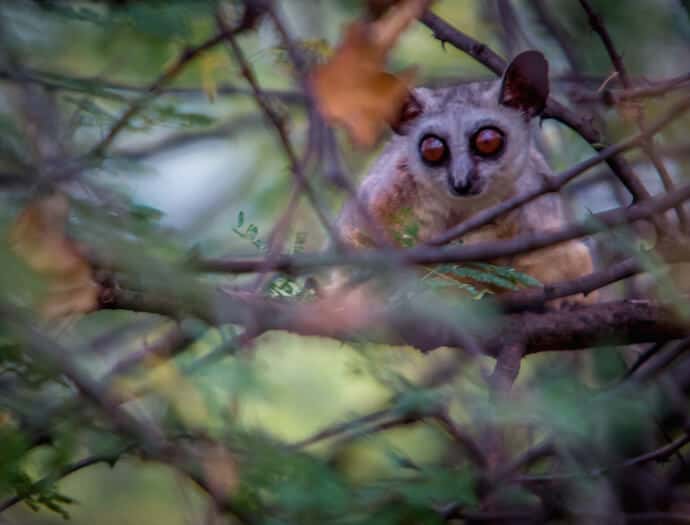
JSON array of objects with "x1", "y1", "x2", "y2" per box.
[
  {"x1": 311, "y1": 0, "x2": 434, "y2": 146},
  {"x1": 9, "y1": 194, "x2": 100, "y2": 320}
]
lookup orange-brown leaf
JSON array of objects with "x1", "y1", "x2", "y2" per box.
[
  {"x1": 311, "y1": 0, "x2": 433, "y2": 146},
  {"x1": 371, "y1": 0, "x2": 434, "y2": 51},
  {"x1": 9, "y1": 194, "x2": 100, "y2": 319}
]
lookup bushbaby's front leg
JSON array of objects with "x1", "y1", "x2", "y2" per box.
[{"x1": 511, "y1": 240, "x2": 598, "y2": 307}]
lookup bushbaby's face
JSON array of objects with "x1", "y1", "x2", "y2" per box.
[
  {"x1": 405, "y1": 84, "x2": 534, "y2": 200},
  {"x1": 394, "y1": 51, "x2": 549, "y2": 203}
]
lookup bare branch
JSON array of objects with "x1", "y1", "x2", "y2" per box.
[
  {"x1": 578, "y1": 0, "x2": 690, "y2": 231},
  {"x1": 529, "y1": 0, "x2": 583, "y2": 72},
  {"x1": 91, "y1": 21, "x2": 252, "y2": 156},
  {"x1": 572, "y1": 72, "x2": 690, "y2": 106},
  {"x1": 216, "y1": 10, "x2": 343, "y2": 248},
  {"x1": 498, "y1": 257, "x2": 640, "y2": 312}
]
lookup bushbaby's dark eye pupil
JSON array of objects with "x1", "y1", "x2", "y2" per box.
[
  {"x1": 419, "y1": 135, "x2": 447, "y2": 165},
  {"x1": 472, "y1": 127, "x2": 504, "y2": 157}
]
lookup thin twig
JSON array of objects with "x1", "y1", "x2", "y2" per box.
[
  {"x1": 216, "y1": 10, "x2": 343, "y2": 248},
  {"x1": 499, "y1": 257, "x2": 639, "y2": 312},
  {"x1": 0, "y1": 67, "x2": 304, "y2": 104},
  {"x1": 290, "y1": 408, "x2": 393, "y2": 449},
  {"x1": 91, "y1": 24, "x2": 250, "y2": 156},
  {"x1": 516, "y1": 431, "x2": 690, "y2": 484},
  {"x1": 529, "y1": 0, "x2": 583, "y2": 72},
  {"x1": 8, "y1": 311, "x2": 254, "y2": 523},
  {"x1": 571, "y1": 72, "x2": 690, "y2": 105},
  {"x1": 434, "y1": 409, "x2": 488, "y2": 468},
  {"x1": 578, "y1": 0, "x2": 690, "y2": 231}
]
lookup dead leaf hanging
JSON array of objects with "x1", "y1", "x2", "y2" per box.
[
  {"x1": 311, "y1": 0, "x2": 434, "y2": 146},
  {"x1": 9, "y1": 194, "x2": 100, "y2": 319}
]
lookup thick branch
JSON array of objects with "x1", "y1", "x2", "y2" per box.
[{"x1": 102, "y1": 282, "x2": 689, "y2": 356}]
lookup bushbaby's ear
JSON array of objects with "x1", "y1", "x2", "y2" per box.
[
  {"x1": 499, "y1": 50, "x2": 549, "y2": 119},
  {"x1": 391, "y1": 91, "x2": 423, "y2": 135}
]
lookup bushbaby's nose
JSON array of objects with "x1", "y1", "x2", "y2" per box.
[
  {"x1": 448, "y1": 175, "x2": 471, "y2": 196},
  {"x1": 448, "y1": 163, "x2": 481, "y2": 197}
]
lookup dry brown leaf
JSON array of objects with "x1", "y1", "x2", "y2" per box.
[
  {"x1": 371, "y1": 0, "x2": 434, "y2": 51},
  {"x1": 311, "y1": 0, "x2": 434, "y2": 146},
  {"x1": 9, "y1": 194, "x2": 100, "y2": 319}
]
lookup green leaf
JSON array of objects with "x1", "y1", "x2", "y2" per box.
[
  {"x1": 469, "y1": 262, "x2": 542, "y2": 288},
  {"x1": 130, "y1": 204, "x2": 164, "y2": 222},
  {"x1": 439, "y1": 264, "x2": 517, "y2": 290},
  {"x1": 423, "y1": 277, "x2": 487, "y2": 300}
]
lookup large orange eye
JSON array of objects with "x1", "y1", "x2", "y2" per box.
[
  {"x1": 419, "y1": 135, "x2": 448, "y2": 166},
  {"x1": 472, "y1": 127, "x2": 505, "y2": 157}
]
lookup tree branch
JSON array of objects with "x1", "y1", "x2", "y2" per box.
[
  {"x1": 91, "y1": 21, "x2": 252, "y2": 156},
  {"x1": 578, "y1": 0, "x2": 689, "y2": 231},
  {"x1": 101, "y1": 278, "x2": 690, "y2": 356},
  {"x1": 216, "y1": 10, "x2": 343, "y2": 248}
]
